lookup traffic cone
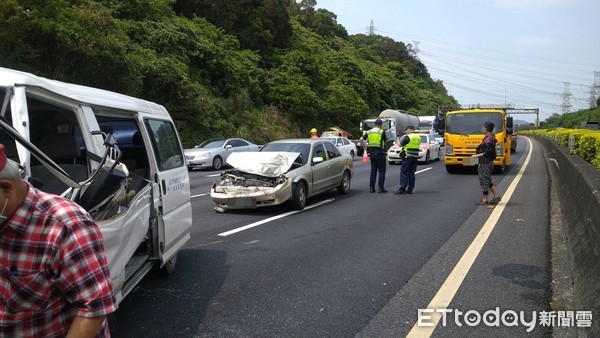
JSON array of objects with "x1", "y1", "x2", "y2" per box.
[{"x1": 362, "y1": 151, "x2": 369, "y2": 163}]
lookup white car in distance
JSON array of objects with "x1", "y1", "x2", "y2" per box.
[{"x1": 320, "y1": 136, "x2": 357, "y2": 159}]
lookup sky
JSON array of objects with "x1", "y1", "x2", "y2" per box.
[{"x1": 316, "y1": 0, "x2": 600, "y2": 123}]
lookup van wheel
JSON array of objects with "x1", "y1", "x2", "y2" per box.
[
  {"x1": 290, "y1": 182, "x2": 306, "y2": 210},
  {"x1": 337, "y1": 171, "x2": 351, "y2": 194},
  {"x1": 212, "y1": 156, "x2": 223, "y2": 170},
  {"x1": 160, "y1": 253, "x2": 177, "y2": 275}
]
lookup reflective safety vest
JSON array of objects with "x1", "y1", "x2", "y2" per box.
[
  {"x1": 405, "y1": 133, "x2": 421, "y2": 157},
  {"x1": 367, "y1": 128, "x2": 384, "y2": 148}
]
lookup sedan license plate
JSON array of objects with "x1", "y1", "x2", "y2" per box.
[{"x1": 233, "y1": 197, "x2": 256, "y2": 208}]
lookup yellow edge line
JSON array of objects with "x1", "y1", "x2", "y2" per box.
[{"x1": 406, "y1": 138, "x2": 534, "y2": 337}]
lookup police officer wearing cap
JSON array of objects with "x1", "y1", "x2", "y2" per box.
[
  {"x1": 395, "y1": 125, "x2": 420, "y2": 195},
  {"x1": 359, "y1": 119, "x2": 388, "y2": 193}
]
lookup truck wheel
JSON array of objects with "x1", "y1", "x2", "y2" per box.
[
  {"x1": 160, "y1": 253, "x2": 177, "y2": 275},
  {"x1": 212, "y1": 156, "x2": 223, "y2": 170},
  {"x1": 445, "y1": 165, "x2": 458, "y2": 174},
  {"x1": 337, "y1": 171, "x2": 351, "y2": 194},
  {"x1": 290, "y1": 182, "x2": 306, "y2": 210}
]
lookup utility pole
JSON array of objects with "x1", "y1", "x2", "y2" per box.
[
  {"x1": 592, "y1": 71, "x2": 600, "y2": 108},
  {"x1": 367, "y1": 20, "x2": 376, "y2": 36},
  {"x1": 411, "y1": 41, "x2": 421, "y2": 60},
  {"x1": 561, "y1": 82, "x2": 572, "y2": 114}
]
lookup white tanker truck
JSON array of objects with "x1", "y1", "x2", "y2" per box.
[{"x1": 357, "y1": 109, "x2": 420, "y2": 155}]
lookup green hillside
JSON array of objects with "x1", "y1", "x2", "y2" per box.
[{"x1": 0, "y1": 0, "x2": 457, "y2": 146}]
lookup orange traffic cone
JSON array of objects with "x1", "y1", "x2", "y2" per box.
[{"x1": 362, "y1": 151, "x2": 369, "y2": 163}]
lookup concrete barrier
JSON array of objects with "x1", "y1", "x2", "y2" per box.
[{"x1": 534, "y1": 135, "x2": 600, "y2": 335}]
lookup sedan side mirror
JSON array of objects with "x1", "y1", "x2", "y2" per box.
[{"x1": 312, "y1": 156, "x2": 324, "y2": 164}]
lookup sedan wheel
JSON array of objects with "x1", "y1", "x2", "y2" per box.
[
  {"x1": 337, "y1": 171, "x2": 351, "y2": 194},
  {"x1": 290, "y1": 182, "x2": 306, "y2": 210},
  {"x1": 424, "y1": 151, "x2": 430, "y2": 164},
  {"x1": 212, "y1": 156, "x2": 223, "y2": 170},
  {"x1": 350, "y1": 150, "x2": 355, "y2": 158}
]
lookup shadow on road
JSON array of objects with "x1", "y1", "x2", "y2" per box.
[{"x1": 111, "y1": 248, "x2": 230, "y2": 337}]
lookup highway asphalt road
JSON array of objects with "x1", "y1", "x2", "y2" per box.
[{"x1": 113, "y1": 136, "x2": 553, "y2": 337}]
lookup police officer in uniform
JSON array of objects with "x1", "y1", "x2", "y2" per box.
[
  {"x1": 360, "y1": 119, "x2": 388, "y2": 193},
  {"x1": 395, "y1": 125, "x2": 420, "y2": 195}
]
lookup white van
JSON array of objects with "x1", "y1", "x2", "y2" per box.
[{"x1": 0, "y1": 67, "x2": 192, "y2": 304}]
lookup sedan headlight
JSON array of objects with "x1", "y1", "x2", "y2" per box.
[{"x1": 196, "y1": 152, "x2": 210, "y2": 159}]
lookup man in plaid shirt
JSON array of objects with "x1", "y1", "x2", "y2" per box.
[{"x1": 0, "y1": 144, "x2": 117, "y2": 337}]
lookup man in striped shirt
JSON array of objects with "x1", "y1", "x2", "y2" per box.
[{"x1": 0, "y1": 144, "x2": 117, "y2": 337}]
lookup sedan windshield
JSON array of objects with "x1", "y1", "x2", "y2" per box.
[
  {"x1": 261, "y1": 143, "x2": 310, "y2": 165},
  {"x1": 446, "y1": 112, "x2": 503, "y2": 134},
  {"x1": 197, "y1": 139, "x2": 225, "y2": 148}
]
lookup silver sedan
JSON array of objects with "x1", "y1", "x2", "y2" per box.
[
  {"x1": 211, "y1": 139, "x2": 353, "y2": 211},
  {"x1": 185, "y1": 138, "x2": 258, "y2": 170}
]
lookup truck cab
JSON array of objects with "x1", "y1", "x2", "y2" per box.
[
  {"x1": 443, "y1": 109, "x2": 513, "y2": 173},
  {"x1": 0, "y1": 67, "x2": 192, "y2": 304}
]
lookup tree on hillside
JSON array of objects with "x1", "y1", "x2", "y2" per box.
[{"x1": 173, "y1": 0, "x2": 292, "y2": 52}]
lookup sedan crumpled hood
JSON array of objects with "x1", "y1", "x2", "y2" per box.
[{"x1": 226, "y1": 152, "x2": 301, "y2": 177}]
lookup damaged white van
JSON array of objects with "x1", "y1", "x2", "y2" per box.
[{"x1": 0, "y1": 67, "x2": 192, "y2": 304}]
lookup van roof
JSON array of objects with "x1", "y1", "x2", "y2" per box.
[{"x1": 0, "y1": 67, "x2": 169, "y2": 117}]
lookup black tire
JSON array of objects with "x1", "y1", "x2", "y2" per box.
[
  {"x1": 424, "y1": 151, "x2": 430, "y2": 164},
  {"x1": 337, "y1": 171, "x2": 351, "y2": 194},
  {"x1": 212, "y1": 156, "x2": 223, "y2": 170},
  {"x1": 290, "y1": 181, "x2": 307, "y2": 210},
  {"x1": 350, "y1": 150, "x2": 355, "y2": 158},
  {"x1": 160, "y1": 253, "x2": 177, "y2": 275},
  {"x1": 493, "y1": 164, "x2": 506, "y2": 174},
  {"x1": 446, "y1": 165, "x2": 458, "y2": 173},
  {"x1": 436, "y1": 149, "x2": 441, "y2": 161}
]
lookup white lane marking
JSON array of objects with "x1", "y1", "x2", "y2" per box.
[
  {"x1": 407, "y1": 137, "x2": 534, "y2": 337},
  {"x1": 416, "y1": 167, "x2": 433, "y2": 174},
  {"x1": 191, "y1": 193, "x2": 209, "y2": 198},
  {"x1": 218, "y1": 198, "x2": 335, "y2": 237}
]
